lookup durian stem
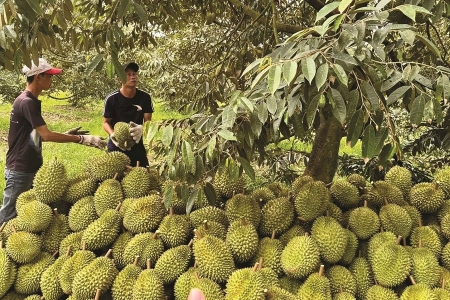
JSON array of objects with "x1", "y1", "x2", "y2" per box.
[
  {"x1": 169, "y1": 207, "x2": 173, "y2": 216},
  {"x1": 53, "y1": 208, "x2": 59, "y2": 217},
  {"x1": 241, "y1": 217, "x2": 248, "y2": 226},
  {"x1": 402, "y1": 237, "x2": 406, "y2": 247},
  {"x1": 271, "y1": 230, "x2": 276, "y2": 239},
  {"x1": 188, "y1": 239, "x2": 194, "y2": 247},
  {"x1": 396, "y1": 236, "x2": 402, "y2": 245},
  {"x1": 193, "y1": 271, "x2": 200, "y2": 281},
  {"x1": 146, "y1": 259, "x2": 151, "y2": 270},
  {"x1": 0, "y1": 222, "x2": 5, "y2": 232},
  {"x1": 152, "y1": 231, "x2": 159, "y2": 239},
  {"x1": 203, "y1": 220, "x2": 209, "y2": 230},
  {"x1": 105, "y1": 249, "x2": 113, "y2": 258},
  {"x1": 252, "y1": 262, "x2": 259, "y2": 271},
  {"x1": 82, "y1": 241, "x2": 87, "y2": 251},
  {"x1": 113, "y1": 173, "x2": 119, "y2": 180},
  {"x1": 363, "y1": 200, "x2": 368, "y2": 208},
  {"x1": 0, "y1": 240, "x2": 3, "y2": 248},
  {"x1": 418, "y1": 217, "x2": 422, "y2": 227},
  {"x1": 11, "y1": 224, "x2": 16, "y2": 233},
  {"x1": 115, "y1": 202, "x2": 122, "y2": 211},
  {"x1": 193, "y1": 229, "x2": 202, "y2": 239},
  {"x1": 443, "y1": 278, "x2": 446, "y2": 289},
  {"x1": 136, "y1": 161, "x2": 140, "y2": 167},
  {"x1": 410, "y1": 276, "x2": 416, "y2": 285},
  {"x1": 418, "y1": 239, "x2": 422, "y2": 248},
  {"x1": 258, "y1": 257, "x2": 264, "y2": 270},
  {"x1": 65, "y1": 246, "x2": 71, "y2": 256},
  {"x1": 318, "y1": 265, "x2": 325, "y2": 277},
  {"x1": 94, "y1": 289, "x2": 101, "y2": 300},
  {"x1": 133, "y1": 256, "x2": 140, "y2": 266}
]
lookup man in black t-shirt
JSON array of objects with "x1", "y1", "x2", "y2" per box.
[
  {"x1": 0, "y1": 58, "x2": 106, "y2": 224},
  {"x1": 102, "y1": 62, "x2": 154, "y2": 167}
]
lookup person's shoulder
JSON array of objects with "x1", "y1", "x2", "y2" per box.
[
  {"x1": 136, "y1": 88, "x2": 152, "y2": 97},
  {"x1": 105, "y1": 90, "x2": 120, "y2": 99}
]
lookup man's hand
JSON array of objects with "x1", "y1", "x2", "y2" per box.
[
  {"x1": 188, "y1": 288, "x2": 206, "y2": 300},
  {"x1": 129, "y1": 121, "x2": 143, "y2": 143},
  {"x1": 79, "y1": 135, "x2": 107, "y2": 149},
  {"x1": 64, "y1": 126, "x2": 90, "y2": 135}
]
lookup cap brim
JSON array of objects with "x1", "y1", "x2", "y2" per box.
[
  {"x1": 123, "y1": 62, "x2": 139, "y2": 72},
  {"x1": 44, "y1": 68, "x2": 62, "y2": 75}
]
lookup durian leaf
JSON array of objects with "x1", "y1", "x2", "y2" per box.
[
  {"x1": 218, "y1": 129, "x2": 236, "y2": 141},
  {"x1": 315, "y1": 2, "x2": 340, "y2": 23},
  {"x1": 283, "y1": 60, "x2": 298, "y2": 86},
  {"x1": 301, "y1": 57, "x2": 316, "y2": 84},
  {"x1": 361, "y1": 81, "x2": 379, "y2": 111},
  {"x1": 204, "y1": 182, "x2": 217, "y2": 206},
  {"x1": 266, "y1": 95, "x2": 278, "y2": 115},
  {"x1": 239, "y1": 96, "x2": 254, "y2": 113},
  {"x1": 410, "y1": 95, "x2": 425, "y2": 127},
  {"x1": 329, "y1": 88, "x2": 346, "y2": 124},
  {"x1": 347, "y1": 110, "x2": 364, "y2": 147},
  {"x1": 86, "y1": 54, "x2": 104, "y2": 76},
  {"x1": 380, "y1": 71, "x2": 402, "y2": 92},
  {"x1": 315, "y1": 63, "x2": 329, "y2": 91},
  {"x1": 236, "y1": 157, "x2": 255, "y2": 181},
  {"x1": 161, "y1": 125, "x2": 174, "y2": 147},
  {"x1": 182, "y1": 141, "x2": 195, "y2": 174},
  {"x1": 331, "y1": 64, "x2": 348, "y2": 87},
  {"x1": 362, "y1": 124, "x2": 375, "y2": 159},
  {"x1": 186, "y1": 186, "x2": 199, "y2": 214},
  {"x1": 268, "y1": 64, "x2": 282, "y2": 94},
  {"x1": 133, "y1": 2, "x2": 148, "y2": 23},
  {"x1": 144, "y1": 122, "x2": 159, "y2": 142},
  {"x1": 206, "y1": 137, "x2": 216, "y2": 160},
  {"x1": 374, "y1": 127, "x2": 389, "y2": 154},
  {"x1": 387, "y1": 86, "x2": 410, "y2": 106},
  {"x1": 163, "y1": 185, "x2": 174, "y2": 210}
]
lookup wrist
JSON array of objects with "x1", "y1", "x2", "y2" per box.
[{"x1": 78, "y1": 135, "x2": 84, "y2": 144}]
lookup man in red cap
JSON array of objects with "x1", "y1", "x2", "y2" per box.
[{"x1": 0, "y1": 58, "x2": 106, "y2": 224}]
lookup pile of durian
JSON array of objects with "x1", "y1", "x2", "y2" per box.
[{"x1": 2, "y1": 151, "x2": 450, "y2": 300}]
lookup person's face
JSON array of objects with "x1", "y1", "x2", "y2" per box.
[
  {"x1": 36, "y1": 73, "x2": 54, "y2": 90},
  {"x1": 123, "y1": 68, "x2": 138, "y2": 87}
]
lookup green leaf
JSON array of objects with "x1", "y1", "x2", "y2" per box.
[
  {"x1": 258, "y1": 102, "x2": 269, "y2": 123},
  {"x1": 408, "y1": 65, "x2": 421, "y2": 82},
  {"x1": 322, "y1": 14, "x2": 340, "y2": 29},
  {"x1": 306, "y1": 94, "x2": 320, "y2": 128},
  {"x1": 347, "y1": 110, "x2": 364, "y2": 147},
  {"x1": 111, "y1": 53, "x2": 126, "y2": 83},
  {"x1": 302, "y1": 57, "x2": 316, "y2": 84},
  {"x1": 362, "y1": 125, "x2": 375, "y2": 159},
  {"x1": 331, "y1": 52, "x2": 358, "y2": 65},
  {"x1": 86, "y1": 54, "x2": 104, "y2": 76},
  {"x1": 218, "y1": 129, "x2": 237, "y2": 141},
  {"x1": 251, "y1": 67, "x2": 270, "y2": 89},
  {"x1": 163, "y1": 185, "x2": 174, "y2": 210},
  {"x1": 374, "y1": 127, "x2": 389, "y2": 154},
  {"x1": 144, "y1": 122, "x2": 159, "y2": 142},
  {"x1": 329, "y1": 88, "x2": 346, "y2": 124},
  {"x1": 387, "y1": 86, "x2": 410, "y2": 106},
  {"x1": 378, "y1": 143, "x2": 395, "y2": 164},
  {"x1": 282, "y1": 61, "x2": 297, "y2": 85},
  {"x1": 315, "y1": 2, "x2": 340, "y2": 23},
  {"x1": 236, "y1": 157, "x2": 255, "y2": 181},
  {"x1": 361, "y1": 81, "x2": 379, "y2": 111},
  {"x1": 241, "y1": 58, "x2": 263, "y2": 77},
  {"x1": 161, "y1": 125, "x2": 174, "y2": 147},
  {"x1": 15, "y1": 0, "x2": 43, "y2": 20},
  {"x1": 331, "y1": 64, "x2": 348, "y2": 87},
  {"x1": 380, "y1": 71, "x2": 402, "y2": 92},
  {"x1": 315, "y1": 63, "x2": 329, "y2": 90},
  {"x1": 332, "y1": 14, "x2": 345, "y2": 32},
  {"x1": 339, "y1": 0, "x2": 353, "y2": 13},
  {"x1": 402, "y1": 64, "x2": 411, "y2": 82},
  {"x1": 239, "y1": 97, "x2": 254, "y2": 113},
  {"x1": 439, "y1": 75, "x2": 450, "y2": 100},
  {"x1": 116, "y1": 0, "x2": 130, "y2": 19},
  {"x1": 182, "y1": 141, "x2": 195, "y2": 174},
  {"x1": 203, "y1": 182, "x2": 217, "y2": 207},
  {"x1": 415, "y1": 34, "x2": 441, "y2": 58},
  {"x1": 400, "y1": 30, "x2": 415, "y2": 45},
  {"x1": 268, "y1": 65, "x2": 282, "y2": 94},
  {"x1": 375, "y1": 0, "x2": 392, "y2": 10},
  {"x1": 133, "y1": 2, "x2": 148, "y2": 23},
  {"x1": 221, "y1": 105, "x2": 236, "y2": 129},
  {"x1": 266, "y1": 95, "x2": 278, "y2": 115},
  {"x1": 206, "y1": 137, "x2": 216, "y2": 160},
  {"x1": 396, "y1": 5, "x2": 416, "y2": 21},
  {"x1": 432, "y1": 94, "x2": 443, "y2": 124},
  {"x1": 410, "y1": 95, "x2": 425, "y2": 127},
  {"x1": 186, "y1": 185, "x2": 199, "y2": 214}
]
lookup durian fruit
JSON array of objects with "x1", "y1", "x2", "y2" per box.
[
  {"x1": 113, "y1": 121, "x2": 136, "y2": 150},
  {"x1": 348, "y1": 201, "x2": 380, "y2": 240},
  {"x1": 154, "y1": 243, "x2": 192, "y2": 285},
  {"x1": 349, "y1": 257, "x2": 373, "y2": 300},
  {"x1": 266, "y1": 181, "x2": 290, "y2": 197},
  {"x1": 122, "y1": 232, "x2": 165, "y2": 269},
  {"x1": 367, "y1": 231, "x2": 398, "y2": 261},
  {"x1": 409, "y1": 242, "x2": 441, "y2": 287},
  {"x1": 213, "y1": 168, "x2": 246, "y2": 200},
  {"x1": 259, "y1": 197, "x2": 294, "y2": 237},
  {"x1": 333, "y1": 291, "x2": 356, "y2": 300},
  {"x1": 15, "y1": 189, "x2": 37, "y2": 213},
  {"x1": 365, "y1": 285, "x2": 399, "y2": 300},
  {"x1": 369, "y1": 237, "x2": 411, "y2": 287},
  {"x1": 157, "y1": 207, "x2": 192, "y2": 248},
  {"x1": 433, "y1": 166, "x2": 450, "y2": 198},
  {"x1": 111, "y1": 231, "x2": 133, "y2": 269},
  {"x1": 325, "y1": 265, "x2": 357, "y2": 296},
  {"x1": 59, "y1": 242, "x2": 96, "y2": 295},
  {"x1": 175, "y1": 268, "x2": 225, "y2": 300},
  {"x1": 195, "y1": 220, "x2": 227, "y2": 240},
  {"x1": 93, "y1": 174, "x2": 124, "y2": 216},
  {"x1": 410, "y1": 223, "x2": 443, "y2": 258},
  {"x1": 59, "y1": 231, "x2": 83, "y2": 256},
  {"x1": 440, "y1": 214, "x2": 450, "y2": 239},
  {"x1": 251, "y1": 186, "x2": 276, "y2": 207},
  {"x1": 23, "y1": 295, "x2": 41, "y2": 300},
  {"x1": 252, "y1": 233, "x2": 283, "y2": 276},
  {"x1": 434, "y1": 286, "x2": 450, "y2": 299},
  {"x1": 330, "y1": 179, "x2": 360, "y2": 209},
  {"x1": 193, "y1": 234, "x2": 235, "y2": 283},
  {"x1": 64, "y1": 177, "x2": 96, "y2": 204},
  {"x1": 266, "y1": 285, "x2": 297, "y2": 300},
  {"x1": 291, "y1": 175, "x2": 314, "y2": 199},
  {"x1": 362, "y1": 181, "x2": 407, "y2": 208},
  {"x1": 347, "y1": 173, "x2": 367, "y2": 190},
  {"x1": 339, "y1": 229, "x2": 358, "y2": 265},
  {"x1": 281, "y1": 235, "x2": 321, "y2": 279},
  {"x1": 297, "y1": 265, "x2": 332, "y2": 300},
  {"x1": 81, "y1": 204, "x2": 122, "y2": 250},
  {"x1": 41, "y1": 208, "x2": 70, "y2": 254},
  {"x1": 379, "y1": 203, "x2": 413, "y2": 238},
  {"x1": 279, "y1": 224, "x2": 306, "y2": 247},
  {"x1": 0, "y1": 241, "x2": 17, "y2": 298},
  {"x1": 442, "y1": 242, "x2": 450, "y2": 270},
  {"x1": 111, "y1": 256, "x2": 142, "y2": 300},
  {"x1": 385, "y1": 165, "x2": 412, "y2": 200},
  {"x1": 410, "y1": 182, "x2": 445, "y2": 213},
  {"x1": 403, "y1": 205, "x2": 422, "y2": 229},
  {"x1": 121, "y1": 163, "x2": 152, "y2": 198},
  {"x1": 14, "y1": 252, "x2": 55, "y2": 294},
  {"x1": 86, "y1": 151, "x2": 131, "y2": 181},
  {"x1": 132, "y1": 259, "x2": 166, "y2": 300},
  {"x1": 257, "y1": 264, "x2": 280, "y2": 289},
  {"x1": 123, "y1": 194, "x2": 166, "y2": 233},
  {"x1": 311, "y1": 216, "x2": 348, "y2": 264},
  {"x1": 225, "y1": 193, "x2": 261, "y2": 229},
  {"x1": 33, "y1": 157, "x2": 68, "y2": 204},
  {"x1": 1, "y1": 291, "x2": 28, "y2": 299},
  {"x1": 226, "y1": 218, "x2": 259, "y2": 264},
  {"x1": 71, "y1": 250, "x2": 119, "y2": 299},
  {"x1": 294, "y1": 181, "x2": 330, "y2": 222},
  {"x1": 325, "y1": 201, "x2": 345, "y2": 225},
  {"x1": 174, "y1": 267, "x2": 197, "y2": 300},
  {"x1": 147, "y1": 168, "x2": 164, "y2": 192},
  {"x1": 15, "y1": 200, "x2": 53, "y2": 232},
  {"x1": 225, "y1": 265, "x2": 266, "y2": 300},
  {"x1": 399, "y1": 280, "x2": 438, "y2": 300},
  {"x1": 68, "y1": 196, "x2": 98, "y2": 232},
  {"x1": 189, "y1": 206, "x2": 229, "y2": 228},
  {"x1": 40, "y1": 247, "x2": 71, "y2": 300},
  {"x1": 279, "y1": 275, "x2": 302, "y2": 295},
  {"x1": 6, "y1": 230, "x2": 42, "y2": 264}
]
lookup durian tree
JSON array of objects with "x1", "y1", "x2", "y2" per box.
[{"x1": 1, "y1": 0, "x2": 450, "y2": 200}]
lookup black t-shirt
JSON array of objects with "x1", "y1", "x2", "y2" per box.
[{"x1": 6, "y1": 91, "x2": 46, "y2": 173}]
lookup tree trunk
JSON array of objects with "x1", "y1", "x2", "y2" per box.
[{"x1": 303, "y1": 105, "x2": 343, "y2": 184}]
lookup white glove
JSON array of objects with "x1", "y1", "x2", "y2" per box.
[
  {"x1": 129, "y1": 121, "x2": 143, "y2": 143},
  {"x1": 79, "y1": 135, "x2": 107, "y2": 149},
  {"x1": 110, "y1": 133, "x2": 131, "y2": 151}
]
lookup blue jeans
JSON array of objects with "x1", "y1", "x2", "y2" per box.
[{"x1": 0, "y1": 168, "x2": 35, "y2": 224}]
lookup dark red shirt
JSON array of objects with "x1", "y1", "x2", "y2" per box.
[{"x1": 6, "y1": 90, "x2": 46, "y2": 173}]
